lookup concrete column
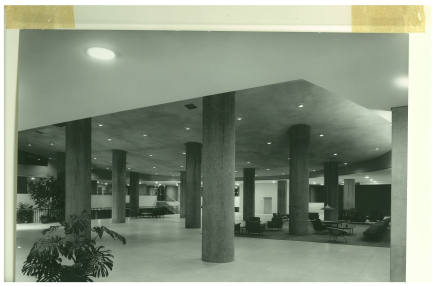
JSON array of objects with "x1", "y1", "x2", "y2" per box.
[
  {"x1": 343, "y1": 179, "x2": 356, "y2": 210},
  {"x1": 54, "y1": 152, "x2": 66, "y2": 219},
  {"x1": 277, "y1": 180, "x2": 287, "y2": 215},
  {"x1": 242, "y1": 168, "x2": 255, "y2": 221},
  {"x1": 289, "y1": 124, "x2": 310, "y2": 235},
  {"x1": 130, "y1": 172, "x2": 140, "y2": 217},
  {"x1": 112, "y1": 150, "x2": 126, "y2": 223},
  {"x1": 65, "y1": 118, "x2": 91, "y2": 236},
  {"x1": 324, "y1": 161, "x2": 339, "y2": 220},
  {"x1": 202, "y1": 92, "x2": 235, "y2": 263},
  {"x1": 185, "y1": 142, "x2": 202, "y2": 228},
  {"x1": 390, "y1": 106, "x2": 408, "y2": 282},
  {"x1": 91, "y1": 180, "x2": 98, "y2": 194},
  {"x1": 180, "y1": 171, "x2": 186, "y2": 218}
]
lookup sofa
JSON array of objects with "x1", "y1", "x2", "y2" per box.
[
  {"x1": 363, "y1": 217, "x2": 390, "y2": 241},
  {"x1": 246, "y1": 217, "x2": 266, "y2": 234},
  {"x1": 267, "y1": 213, "x2": 283, "y2": 229}
]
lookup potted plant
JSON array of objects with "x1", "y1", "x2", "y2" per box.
[
  {"x1": 17, "y1": 203, "x2": 34, "y2": 223},
  {"x1": 22, "y1": 211, "x2": 126, "y2": 282}
]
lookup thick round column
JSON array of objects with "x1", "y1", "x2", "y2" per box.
[
  {"x1": 277, "y1": 180, "x2": 287, "y2": 215},
  {"x1": 343, "y1": 179, "x2": 356, "y2": 210},
  {"x1": 129, "y1": 172, "x2": 140, "y2": 217},
  {"x1": 289, "y1": 124, "x2": 310, "y2": 235},
  {"x1": 112, "y1": 149, "x2": 127, "y2": 223},
  {"x1": 324, "y1": 161, "x2": 339, "y2": 220},
  {"x1": 179, "y1": 171, "x2": 186, "y2": 218},
  {"x1": 55, "y1": 152, "x2": 66, "y2": 219},
  {"x1": 202, "y1": 92, "x2": 235, "y2": 263},
  {"x1": 65, "y1": 118, "x2": 91, "y2": 236},
  {"x1": 185, "y1": 142, "x2": 202, "y2": 228},
  {"x1": 242, "y1": 168, "x2": 255, "y2": 221}
]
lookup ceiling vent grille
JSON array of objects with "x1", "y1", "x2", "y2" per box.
[{"x1": 184, "y1": 103, "x2": 197, "y2": 110}]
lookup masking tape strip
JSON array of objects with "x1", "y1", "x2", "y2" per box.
[
  {"x1": 4, "y1": 5, "x2": 427, "y2": 33},
  {"x1": 352, "y1": 5, "x2": 425, "y2": 33},
  {"x1": 5, "y1": 5, "x2": 75, "y2": 29}
]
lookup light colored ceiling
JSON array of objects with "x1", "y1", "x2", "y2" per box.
[
  {"x1": 18, "y1": 30, "x2": 408, "y2": 131},
  {"x1": 18, "y1": 79, "x2": 391, "y2": 179}
]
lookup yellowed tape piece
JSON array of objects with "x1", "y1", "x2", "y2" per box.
[
  {"x1": 5, "y1": 5, "x2": 75, "y2": 29},
  {"x1": 352, "y1": 5, "x2": 425, "y2": 33}
]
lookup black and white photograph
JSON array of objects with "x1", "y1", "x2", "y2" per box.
[{"x1": 3, "y1": 4, "x2": 433, "y2": 284}]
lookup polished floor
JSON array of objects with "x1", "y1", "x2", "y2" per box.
[{"x1": 15, "y1": 215, "x2": 390, "y2": 282}]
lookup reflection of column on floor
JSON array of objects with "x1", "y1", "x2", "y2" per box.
[
  {"x1": 185, "y1": 142, "x2": 202, "y2": 228},
  {"x1": 65, "y1": 118, "x2": 91, "y2": 237},
  {"x1": 112, "y1": 149, "x2": 127, "y2": 223},
  {"x1": 242, "y1": 168, "x2": 255, "y2": 221},
  {"x1": 202, "y1": 91, "x2": 235, "y2": 263},
  {"x1": 289, "y1": 124, "x2": 310, "y2": 235},
  {"x1": 390, "y1": 106, "x2": 407, "y2": 282}
]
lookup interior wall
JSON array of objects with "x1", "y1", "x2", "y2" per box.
[{"x1": 355, "y1": 184, "x2": 391, "y2": 218}]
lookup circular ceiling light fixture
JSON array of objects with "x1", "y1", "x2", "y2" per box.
[
  {"x1": 86, "y1": 47, "x2": 116, "y2": 61},
  {"x1": 298, "y1": 104, "x2": 304, "y2": 108},
  {"x1": 394, "y1": 76, "x2": 408, "y2": 89}
]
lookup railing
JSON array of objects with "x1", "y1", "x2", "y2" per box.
[
  {"x1": 16, "y1": 208, "x2": 63, "y2": 224},
  {"x1": 16, "y1": 204, "x2": 179, "y2": 224}
]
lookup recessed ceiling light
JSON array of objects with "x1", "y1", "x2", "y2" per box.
[
  {"x1": 333, "y1": 153, "x2": 338, "y2": 156},
  {"x1": 153, "y1": 166, "x2": 156, "y2": 169},
  {"x1": 298, "y1": 104, "x2": 304, "y2": 108},
  {"x1": 182, "y1": 152, "x2": 186, "y2": 155},
  {"x1": 246, "y1": 161, "x2": 251, "y2": 164},
  {"x1": 86, "y1": 47, "x2": 116, "y2": 61},
  {"x1": 149, "y1": 154, "x2": 153, "y2": 157},
  {"x1": 312, "y1": 169, "x2": 316, "y2": 172},
  {"x1": 365, "y1": 176, "x2": 370, "y2": 179},
  {"x1": 37, "y1": 158, "x2": 41, "y2": 161},
  {"x1": 49, "y1": 142, "x2": 55, "y2": 146},
  {"x1": 93, "y1": 157, "x2": 97, "y2": 160},
  {"x1": 185, "y1": 127, "x2": 190, "y2": 131},
  {"x1": 143, "y1": 134, "x2": 148, "y2": 137},
  {"x1": 266, "y1": 168, "x2": 270, "y2": 171},
  {"x1": 127, "y1": 167, "x2": 131, "y2": 170},
  {"x1": 267, "y1": 142, "x2": 272, "y2": 145},
  {"x1": 30, "y1": 177, "x2": 35, "y2": 180},
  {"x1": 98, "y1": 123, "x2": 103, "y2": 127},
  {"x1": 27, "y1": 143, "x2": 32, "y2": 147},
  {"x1": 180, "y1": 165, "x2": 184, "y2": 168},
  {"x1": 319, "y1": 134, "x2": 324, "y2": 137},
  {"x1": 394, "y1": 76, "x2": 408, "y2": 89},
  {"x1": 344, "y1": 162, "x2": 348, "y2": 165},
  {"x1": 237, "y1": 117, "x2": 243, "y2": 121},
  {"x1": 107, "y1": 138, "x2": 112, "y2": 141}
]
